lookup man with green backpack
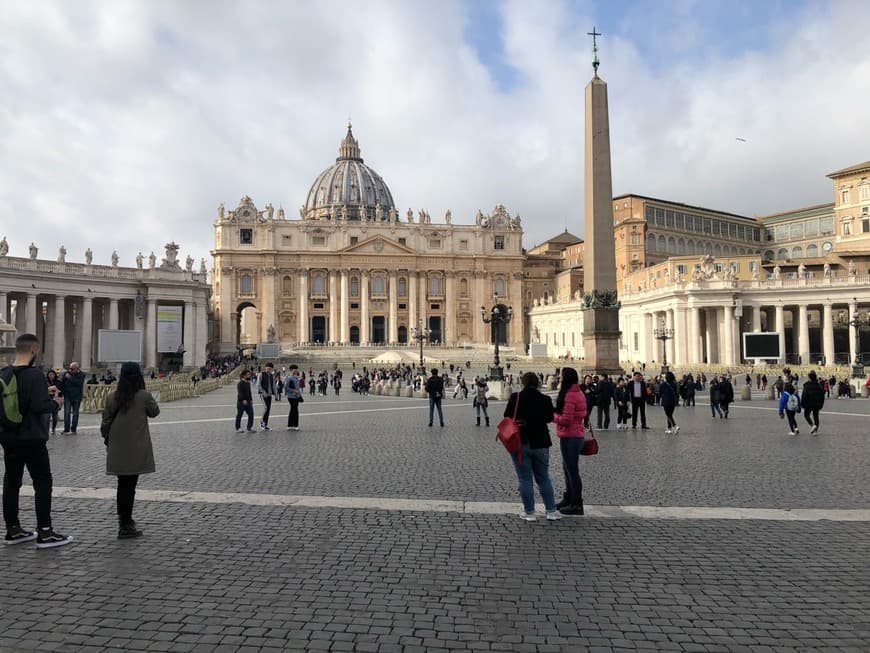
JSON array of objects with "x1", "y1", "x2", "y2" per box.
[{"x1": 0, "y1": 333, "x2": 72, "y2": 548}]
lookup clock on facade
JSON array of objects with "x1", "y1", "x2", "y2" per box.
[{"x1": 822, "y1": 241, "x2": 833, "y2": 252}]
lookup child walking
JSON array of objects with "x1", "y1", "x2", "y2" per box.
[{"x1": 778, "y1": 382, "x2": 802, "y2": 435}]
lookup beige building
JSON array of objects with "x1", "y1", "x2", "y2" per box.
[{"x1": 211, "y1": 125, "x2": 526, "y2": 353}]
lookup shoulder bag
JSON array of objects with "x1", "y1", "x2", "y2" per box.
[
  {"x1": 581, "y1": 424, "x2": 598, "y2": 456},
  {"x1": 497, "y1": 392, "x2": 523, "y2": 462}
]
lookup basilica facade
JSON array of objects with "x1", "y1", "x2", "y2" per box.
[{"x1": 211, "y1": 125, "x2": 527, "y2": 353}]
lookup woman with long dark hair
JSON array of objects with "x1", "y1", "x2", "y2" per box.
[
  {"x1": 100, "y1": 362, "x2": 159, "y2": 539},
  {"x1": 660, "y1": 371, "x2": 679, "y2": 434},
  {"x1": 554, "y1": 367, "x2": 587, "y2": 515},
  {"x1": 45, "y1": 369, "x2": 62, "y2": 435}
]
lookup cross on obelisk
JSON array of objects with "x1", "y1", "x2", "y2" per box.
[{"x1": 587, "y1": 26, "x2": 601, "y2": 75}]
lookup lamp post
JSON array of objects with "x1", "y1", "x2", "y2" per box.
[
  {"x1": 836, "y1": 298, "x2": 869, "y2": 378},
  {"x1": 652, "y1": 318, "x2": 674, "y2": 375},
  {"x1": 480, "y1": 295, "x2": 513, "y2": 380},
  {"x1": 410, "y1": 321, "x2": 430, "y2": 374}
]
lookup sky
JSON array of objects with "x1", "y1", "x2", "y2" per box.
[{"x1": 1, "y1": 0, "x2": 869, "y2": 267}]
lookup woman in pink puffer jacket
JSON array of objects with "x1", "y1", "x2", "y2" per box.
[{"x1": 553, "y1": 367, "x2": 587, "y2": 515}]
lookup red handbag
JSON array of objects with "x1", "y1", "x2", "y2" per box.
[
  {"x1": 497, "y1": 393, "x2": 523, "y2": 462},
  {"x1": 581, "y1": 425, "x2": 598, "y2": 456}
]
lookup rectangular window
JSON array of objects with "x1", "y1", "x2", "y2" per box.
[
  {"x1": 729, "y1": 223, "x2": 738, "y2": 238},
  {"x1": 775, "y1": 225, "x2": 789, "y2": 241},
  {"x1": 737, "y1": 224, "x2": 745, "y2": 239},
  {"x1": 715, "y1": 263, "x2": 724, "y2": 273},
  {"x1": 790, "y1": 223, "x2": 804, "y2": 239},
  {"x1": 860, "y1": 184, "x2": 870, "y2": 201},
  {"x1": 240, "y1": 229, "x2": 253, "y2": 244},
  {"x1": 494, "y1": 235, "x2": 505, "y2": 250},
  {"x1": 630, "y1": 234, "x2": 640, "y2": 245},
  {"x1": 350, "y1": 303, "x2": 359, "y2": 310},
  {"x1": 730, "y1": 262, "x2": 740, "y2": 272},
  {"x1": 429, "y1": 239, "x2": 441, "y2": 249},
  {"x1": 820, "y1": 217, "x2": 834, "y2": 235},
  {"x1": 804, "y1": 220, "x2": 818, "y2": 237},
  {"x1": 676, "y1": 213, "x2": 685, "y2": 229},
  {"x1": 703, "y1": 218, "x2": 712, "y2": 234},
  {"x1": 665, "y1": 210, "x2": 675, "y2": 228},
  {"x1": 398, "y1": 303, "x2": 407, "y2": 309},
  {"x1": 430, "y1": 303, "x2": 440, "y2": 310},
  {"x1": 676, "y1": 264, "x2": 686, "y2": 275},
  {"x1": 645, "y1": 205, "x2": 654, "y2": 221},
  {"x1": 350, "y1": 236, "x2": 359, "y2": 245},
  {"x1": 459, "y1": 239, "x2": 469, "y2": 250},
  {"x1": 398, "y1": 237, "x2": 407, "y2": 245},
  {"x1": 863, "y1": 218, "x2": 870, "y2": 233},
  {"x1": 841, "y1": 189, "x2": 850, "y2": 204},
  {"x1": 655, "y1": 208, "x2": 665, "y2": 225},
  {"x1": 313, "y1": 303, "x2": 324, "y2": 309},
  {"x1": 312, "y1": 236, "x2": 326, "y2": 246}
]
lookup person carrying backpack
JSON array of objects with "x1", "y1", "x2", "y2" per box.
[
  {"x1": 0, "y1": 333, "x2": 72, "y2": 548},
  {"x1": 778, "y1": 382, "x2": 802, "y2": 436}
]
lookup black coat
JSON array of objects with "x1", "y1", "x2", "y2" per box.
[
  {"x1": 719, "y1": 380, "x2": 734, "y2": 404},
  {"x1": 504, "y1": 388, "x2": 554, "y2": 449},
  {"x1": 1, "y1": 365, "x2": 57, "y2": 443},
  {"x1": 801, "y1": 380, "x2": 825, "y2": 410}
]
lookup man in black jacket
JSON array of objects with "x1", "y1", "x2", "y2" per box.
[
  {"x1": 235, "y1": 370, "x2": 255, "y2": 433},
  {"x1": 1, "y1": 333, "x2": 72, "y2": 548},
  {"x1": 800, "y1": 370, "x2": 825, "y2": 434},
  {"x1": 60, "y1": 361, "x2": 85, "y2": 434},
  {"x1": 596, "y1": 374, "x2": 615, "y2": 430},
  {"x1": 424, "y1": 368, "x2": 445, "y2": 427}
]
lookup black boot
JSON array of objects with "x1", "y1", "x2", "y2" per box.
[
  {"x1": 485, "y1": 416, "x2": 490, "y2": 427},
  {"x1": 555, "y1": 492, "x2": 571, "y2": 509},
  {"x1": 560, "y1": 497, "x2": 584, "y2": 515},
  {"x1": 118, "y1": 519, "x2": 143, "y2": 540},
  {"x1": 476, "y1": 417, "x2": 481, "y2": 427}
]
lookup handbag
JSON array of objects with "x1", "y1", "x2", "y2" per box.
[
  {"x1": 581, "y1": 425, "x2": 598, "y2": 456},
  {"x1": 496, "y1": 393, "x2": 523, "y2": 462}
]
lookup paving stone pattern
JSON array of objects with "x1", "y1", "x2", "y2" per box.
[
  {"x1": 2, "y1": 499, "x2": 869, "y2": 653},
  {"x1": 54, "y1": 385, "x2": 870, "y2": 509}
]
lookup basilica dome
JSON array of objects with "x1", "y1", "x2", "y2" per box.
[{"x1": 303, "y1": 124, "x2": 396, "y2": 221}]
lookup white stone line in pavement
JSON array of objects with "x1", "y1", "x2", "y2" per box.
[
  {"x1": 694, "y1": 400, "x2": 869, "y2": 418},
  {"x1": 21, "y1": 486, "x2": 870, "y2": 521}
]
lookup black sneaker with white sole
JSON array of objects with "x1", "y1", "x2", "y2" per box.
[
  {"x1": 4, "y1": 525, "x2": 37, "y2": 545},
  {"x1": 35, "y1": 527, "x2": 73, "y2": 549}
]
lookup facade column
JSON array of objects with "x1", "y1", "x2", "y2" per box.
[
  {"x1": 388, "y1": 270, "x2": 398, "y2": 344},
  {"x1": 360, "y1": 271, "x2": 370, "y2": 345},
  {"x1": 53, "y1": 296, "x2": 66, "y2": 370},
  {"x1": 473, "y1": 272, "x2": 486, "y2": 344},
  {"x1": 298, "y1": 271, "x2": 309, "y2": 343},
  {"x1": 751, "y1": 303, "x2": 762, "y2": 332},
  {"x1": 0, "y1": 291, "x2": 7, "y2": 323},
  {"x1": 687, "y1": 305, "x2": 700, "y2": 365},
  {"x1": 145, "y1": 299, "x2": 158, "y2": 370},
  {"x1": 262, "y1": 269, "x2": 276, "y2": 344},
  {"x1": 444, "y1": 272, "x2": 456, "y2": 346},
  {"x1": 26, "y1": 293, "x2": 38, "y2": 335},
  {"x1": 183, "y1": 301, "x2": 194, "y2": 368},
  {"x1": 848, "y1": 301, "x2": 858, "y2": 364},
  {"x1": 195, "y1": 296, "x2": 207, "y2": 367},
  {"x1": 705, "y1": 310, "x2": 717, "y2": 364},
  {"x1": 674, "y1": 305, "x2": 687, "y2": 366},
  {"x1": 339, "y1": 269, "x2": 349, "y2": 344},
  {"x1": 642, "y1": 312, "x2": 654, "y2": 364},
  {"x1": 822, "y1": 303, "x2": 835, "y2": 366},
  {"x1": 108, "y1": 298, "x2": 119, "y2": 330},
  {"x1": 80, "y1": 297, "x2": 93, "y2": 371},
  {"x1": 419, "y1": 272, "x2": 428, "y2": 331},
  {"x1": 665, "y1": 308, "x2": 676, "y2": 366},
  {"x1": 723, "y1": 304, "x2": 734, "y2": 366},
  {"x1": 774, "y1": 304, "x2": 785, "y2": 363},
  {"x1": 328, "y1": 270, "x2": 338, "y2": 343},
  {"x1": 408, "y1": 271, "x2": 418, "y2": 331},
  {"x1": 509, "y1": 272, "x2": 524, "y2": 348},
  {"x1": 797, "y1": 304, "x2": 810, "y2": 365}
]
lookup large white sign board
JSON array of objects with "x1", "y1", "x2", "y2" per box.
[
  {"x1": 97, "y1": 330, "x2": 143, "y2": 363},
  {"x1": 157, "y1": 305, "x2": 183, "y2": 353}
]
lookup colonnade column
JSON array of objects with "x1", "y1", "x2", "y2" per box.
[
  {"x1": 25, "y1": 293, "x2": 38, "y2": 335},
  {"x1": 361, "y1": 271, "x2": 370, "y2": 344},
  {"x1": 388, "y1": 271, "x2": 398, "y2": 344},
  {"x1": 473, "y1": 272, "x2": 486, "y2": 344},
  {"x1": 797, "y1": 304, "x2": 810, "y2": 365},
  {"x1": 53, "y1": 296, "x2": 66, "y2": 370},
  {"x1": 642, "y1": 313, "x2": 654, "y2": 364},
  {"x1": 665, "y1": 309, "x2": 676, "y2": 366},
  {"x1": 145, "y1": 299, "x2": 158, "y2": 370},
  {"x1": 0, "y1": 291, "x2": 7, "y2": 324},
  {"x1": 444, "y1": 272, "x2": 455, "y2": 346},
  {"x1": 705, "y1": 310, "x2": 717, "y2": 364},
  {"x1": 408, "y1": 271, "x2": 418, "y2": 330},
  {"x1": 183, "y1": 301, "x2": 194, "y2": 368},
  {"x1": 418, "y1": 272, "x2": 427, "y2": 332},
  {"x1": 298, "y1": 271, "x2": 309, "y2": 343},
  {"x1": 751, "y1": 303, "x2": 762, "y2": 332},
  {"x1": 509, "y1": 272, "x2": 524, "y2": 348},
  {"x1": 108, "y1": 298, "x2": 119, "y2": 330},
  {"x1": 328, "y1": 271, "x2": 338, "y2": 343},
  {"x1": 822, "y1": 303, "x2": 835, "y2": 366},
  {"x1": 80, "y1": 297, "x2": 93, "y2": 371},
  {"x1": 339, "y1": 269, "x2": 349, "y2": 344},
  {"x1": 674, "y1": 306, "x2": 687, "y2": 366},
  {"x1": 848, "y1": 301, "x2": 858, "y2": 364},
  {"x1": 723, "y1": 305, "x2": 734, "y2": 366},
  {"x1": 195, "y1": 297, "x2": 207, "y2": 367},
  {"x1": 687, "y1": 305, "x2": 699, "y2": 365},
  {"x1": 774, "y1": 305, "x2": 785, "y2": 363}
]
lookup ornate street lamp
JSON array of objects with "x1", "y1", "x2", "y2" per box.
[
  {"x1": 836, "y1": 298, "x2": 870, "y2": 378},
  {"x1": 653, "y1": 318, "x2": 674, "y2": 375},
  {"x1": 410, "y1": 321, "x2": 430, "y2": 374},
  {"x1": 480, "y1": 295, "x2": 513, "y2": 380}
]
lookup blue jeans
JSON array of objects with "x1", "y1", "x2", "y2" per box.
[
  {"x1": 511, "y1": 445, "x2": 556, "y2": 513},
  {"x1": 63, "y1": 399, "x2": 81, "y2": 432},
  {"x1": 559, "y1": 437, "x2": 583, "y2": 502},
  {"x1": 428, "y1": 398, "x2": 444, "y2": 426}
]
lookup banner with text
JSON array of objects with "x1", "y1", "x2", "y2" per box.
[{"x1": 157, "y1": 305, "x2": 183, "y2": 353}]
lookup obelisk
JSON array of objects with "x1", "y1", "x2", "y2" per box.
[{"x1": 580, "y1": 28, "x2": 622, "y2": 377}]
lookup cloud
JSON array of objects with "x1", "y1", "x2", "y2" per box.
[{"x1": 0, "y1": 0, "x2": 868, "y2": 266}]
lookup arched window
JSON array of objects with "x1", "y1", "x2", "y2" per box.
[
  {"x1": 806, "y1": 243, "x2": 818, "y2": 257},
  {"x1": 714, "y1": 243, "x2": 722, "y2": 256},
  {"x1": 398, "y1": 277, "x2": 407, "y2": 297},
  {"x1": 705, "y1": 242, "x2": 713, "y2": 254},
  {"x1": 777, "y1": 248, "x2": 788, "y2": 259},
  {"x1": 350, "y1": 276, "x2": 360, "y2": 297},
  {"x1": 312, "y1": 272, "x2": 326, "y2": 295},
  {"x1": 240, "y1": 274, "x2": 253, "y2": 296},
  {"x1": 657, "y1": 235, "x2": 666, "y2": 253},
  {"x1": 460, "y1": 278, "x2": 468, "y2": 297},
  {"x1": 282, "y1": 276, "x2": 292, "y2": 296},
  {"x1": 667, "y1": 236, "x2": 676, "y2": 254},
  {"x1": 677, "y1": 238, "x2": 686, "y2": 255},
  {"x1": 764, "y1": 250, "x2": 774, "y2": 260},
  {"x1": 372, "y1": 275, "x2": 385, "y2": 295},
  {"x1": 646, "y1": 232, "x2": 656, "y2": 253},
  {"x1": 687, "y1": 240, "x2": 696, "y2": 255},
  {"x1": 792, "y1": 246, "x2": 803, "y2": 259},
  {"x1": 429, "y1": 275, "x2": 442, "y2": 296},
  {"x1": 494, "y1": 278, "x2": 506, "y2": 297}
]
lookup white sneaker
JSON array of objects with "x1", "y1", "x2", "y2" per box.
[
  {"x1": 673, "y1": 425, "x2": 680, "y2": 434},
  {"x1": 664, "y1": 429, "x2": 672, "y2": 434},
  {"x1": 794, "y1": 428, "x2": 800, "y2": 435},
  {"x1": 518, "y1": 511, "x2": 537, "y2": 522},
  {"x1": 810, "y1": 425, "x2": 818, "y2": 434},
  {"x1": 787, "y1": 431, "x2": 795, "y2": 436},
  {"x1": 546, "y1": 510, "x2": 563, "y2": 521}
]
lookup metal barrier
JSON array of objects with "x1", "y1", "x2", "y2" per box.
[{"x1": 81, "y1": 367, "x2": 242, "y2": 414}]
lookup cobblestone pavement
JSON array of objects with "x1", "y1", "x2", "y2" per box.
[{"x1": 1, "y1": 384, "x2": 869, "y2": 652}]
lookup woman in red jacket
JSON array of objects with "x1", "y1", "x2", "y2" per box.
[{"x1": 553, "y1": 367, "x2": 587, "y2": 515}]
